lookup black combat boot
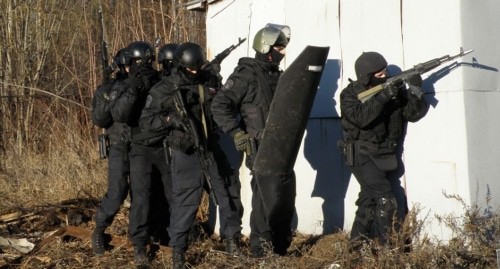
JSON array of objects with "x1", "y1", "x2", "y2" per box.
[
  {"x1": 172, "y1": 249, "x2": 186, "y2": 269},
  {"x1": 91, "y1": 226, "x2": 106, "y2": 256},
  {"x1": 134, "y1": 246, "x2": 149, "y2": 269},
  {"x1": 225, "y1": 237, "x2": 241, "y2": 256}
]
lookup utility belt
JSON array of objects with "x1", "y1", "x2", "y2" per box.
[
  {"x1": 337, "y1": 140, "x2": 398, "y2": 171},
  {"x1": 98, "y1": 134, "x2": 130, "y2": 161}
]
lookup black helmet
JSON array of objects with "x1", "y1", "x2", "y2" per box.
[
  {"x1": 252, "y1": 26, "x2": 288, "y2": 54},
  {"x1": 113, "y1": 48, "x2": 129, "y2": 67},
  {"x1": 158, "y1": 43, "x2": 178, "y2": 63},
  {"x1": 174, "y1": 42, "x2": 206, "y2": 69},
  {"x1": 126, "y1": 41, "x2": 155, "y2": 64},
  {"x1": 354, "y1": 51, "x2": 387, "y2": 85}
]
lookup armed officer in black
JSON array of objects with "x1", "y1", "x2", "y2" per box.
[
  {"x1": 211, "y1": 26, "x2": 295, "y2": 257},
  {"x1": 146, "y1": 42, "x2": 179, "y2": 247},
  {"x1": 339, "y1": 51, "x2": 427, "y2": 246},
  {"x1": 90, "y1": 48, "x2": 130, "y2": 256},
  {"x1": 140, "y1": 42, "x2": 242, "y2": 269},
  {"x1": 108, "y1": 41, "x2": 163, "y2": 267}
]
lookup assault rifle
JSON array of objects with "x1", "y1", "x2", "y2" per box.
[
  {"x1": 201, "y1": 37, "x2": 247, "y2": 71},
  {"x1": 173, "y1": 90, "x2": 219, "y2": 205},
  {"x1": 96, "y1": 2, "x2": 112, "y2": 159},
  {"x1": 357, "y1": 47, "x2": 474, "y2": 103},
  {"x1": 97, "y1": 2, "x2": 114, "y2": 83}
]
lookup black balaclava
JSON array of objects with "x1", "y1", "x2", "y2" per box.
[
  {"x1": 354, "y1": 51, "x2": 387, "y2": 87},
  {"x1": 161, "y1": 61, "x2": 174, "y2": 77},
  {"x1": 269, "y1": 48, "x2": 285, "y2": 64},
  {"x1": 255, "y1": 49, "x2": 284, "y2": 66},
  {"x1": 178, "y1": 66, "x2": 201, "y2": 83}
]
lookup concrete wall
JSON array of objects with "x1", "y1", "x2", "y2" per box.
[{"x1": 202, "y1": 0, "x2": 500, "y2": 240}]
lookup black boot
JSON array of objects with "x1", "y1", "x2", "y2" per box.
[
  {"x1": 225, "y1": 237, "x2": 241, "y2": 256},
  {"x1": 172, "y1": 249, "x2": 186, "y2": 269},
  {"x1": 91, "y1": 226, "x2": 106, "y2": 256},
  {"x1": 134, "y1": 246, "x2": 149, "y2": 269}
]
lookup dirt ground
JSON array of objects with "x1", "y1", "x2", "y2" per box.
[
  {"x1": 0, "y1": 198, "x2": 347, "y2": 269},
  {"x1": 0, "y1": 198, "x2": 497, "y2": 269}
]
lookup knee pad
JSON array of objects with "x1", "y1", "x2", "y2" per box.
[{"x1": 376, "y1": 196, "x2": 397, "y2": 219}]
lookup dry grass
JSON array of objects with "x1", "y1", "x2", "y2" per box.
[{"x1": 0, "y1": 148, "x2": 498, "y2": 269}]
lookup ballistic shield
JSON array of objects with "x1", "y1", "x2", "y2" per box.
[{"x1": 252, "y1": 46, "x2": 330, "y2": 175}]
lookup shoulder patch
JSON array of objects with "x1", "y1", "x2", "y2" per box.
[
  {"x1": 109, "y1": 90, "x2": 118, "y2": 101},
  {"x1": 222, "y1": 79, "x2": 235, "y2": 91},
  {"x1": 145, "y1": 95, "x2": 153, "y2": 108}
]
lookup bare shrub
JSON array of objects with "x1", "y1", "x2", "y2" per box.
[{"x1": 0, "y1": 0, "x2": 204, "y2": 210}]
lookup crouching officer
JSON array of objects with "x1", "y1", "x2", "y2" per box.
[
  {"x1": 140, "y1": 42, "x2": 242, "y2": 269},
  {"x1": 339, "y1": 51, "x2": 427, "y2": 247}
]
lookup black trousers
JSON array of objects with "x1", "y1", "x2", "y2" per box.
[
  {"x1": 128, "y1": 143, "x2": 172, "y2": 247},
  {"x1": 249, "y1": 172, "x2": 296, "y2": 255},
  {"x1": 95, "y1": 143, "x2": 130, "y2": 228},
  {"x1": 168, "y1": 149, "x2": 204, "y2": 251},
  {"x1": 211, "y1": 137, "x2": 244, "y2": 239},
  {"x1": 349, "y1": 153, "x2": 399, "y2": 243},
  {"x1": 168, "y1": 145, "x2": 244, "y2": 251}
]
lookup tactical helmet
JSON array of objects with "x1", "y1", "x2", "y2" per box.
[
  {"x1": 158, "y1": 43, "x2": 178, "y2": 63},
  {"x1": 354, "y1": 51, "x2": 387, "y2": 85},
  {"x1": 265, "y1": 23, "x2": 291, "y2": 42},
  {"x1": 252, "y1": 26, "x2": 288, "y2": 54},
  {"x1": 113, "y1": 48, "x2": 129, "y2": 66},
  {"x1": 174, "y1": 42, "x2": 206, "y2": 69},
  {"x1": 125, "y1": 41, "x2": 155, "y2": 63}
]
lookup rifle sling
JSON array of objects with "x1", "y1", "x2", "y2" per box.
[{"x1": 198, "y1": 84, "x2": 208, "y2": 145}]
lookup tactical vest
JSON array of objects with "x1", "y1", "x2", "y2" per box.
[
  {"x1": 237, "y1": 58, "x2": 281, "y2": 140},
  {"x1": 342, "y1": 82, "x2": 403, "y2": 152}
]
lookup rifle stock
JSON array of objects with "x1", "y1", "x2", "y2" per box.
[
  {"x1": 357, "y1": 47, "x2": 474, "y2": 103},
  {"x1": 173, "y1": 90, "x2": 219, "y2": 205}
]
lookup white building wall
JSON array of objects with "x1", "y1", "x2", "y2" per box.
[{"x1": 203, "y1": 0, "x2": 500, "y2": 240}]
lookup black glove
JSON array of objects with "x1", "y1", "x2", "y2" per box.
[
  {"x1": 406, "y1": 84, "x2": 425, "y2": 99},
  {"x1": 94, "y1": 85, "x2": 111, "y2": 104},
  {"x1": 165, "y1": 113, "x2": 186, "y2": 131},
  {"x1": 129, "y1": 62, "x2": 155, "y2": 77},
  {"x1": 125, "y1": 76, "x2": 144, "y2": 95},
  {"x1": 128, "y1": 62, "x2": 141, "y2": 77},
  {"x1": 378, "y1": 79, "x2": 402, "y2": 101},
  {"x1": 406, "y1": 73, "x2": 423, "y2": 87}
]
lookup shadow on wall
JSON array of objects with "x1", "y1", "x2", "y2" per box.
[{"x1": 303, "y1": 59, "x2": 352, "y2": 234}]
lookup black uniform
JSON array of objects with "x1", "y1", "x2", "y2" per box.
[
  {"x1": 140, "y1": 67, "x2": 243, "y2": 254},
  {"x1": 109, "y1": 66, "x2": 171, "y2": 250},
  {"x1": 211, "y1": 56, "x2": 296, "y2": 256},
  {"x1": 91, "y1": 73, "x2": 130, "y2": 230},
  {"x1": 340, "y1": 78, "x2": 426, "y2": 244}
]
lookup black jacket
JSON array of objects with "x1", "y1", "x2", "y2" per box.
[
  {"x1": 109, "y1": 67, "x2": 160, "y2": 144},
  {"x1": 139, "y1": 67, "x2": 219, "y2": 147},
  {"x1": 340, "y1": 80, "x2": 427, "y2": 152},
  {"x1": 211, "y1": 57, "x2": 282, "y2": 140},
  {"x1": 91, "y1": 74, "x2": 133, "y2": 144}
]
